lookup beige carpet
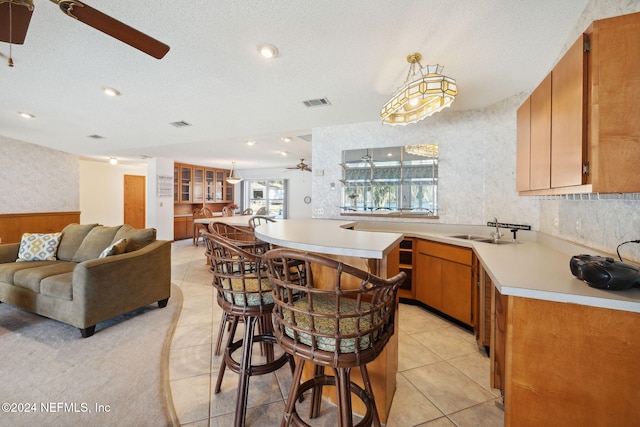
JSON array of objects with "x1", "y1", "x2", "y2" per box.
[{"x1": 0, "y1": 284, "x2": 182, "y2": 427}]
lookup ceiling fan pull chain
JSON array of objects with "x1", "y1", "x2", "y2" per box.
[{"x1": 8, "y1": 0, "x2": 14, "y2": 66}]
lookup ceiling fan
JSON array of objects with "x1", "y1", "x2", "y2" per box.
[
  {"x1": 0, "y1": 0, "x2": 170, "y2": 64},
  {"x1": 287, "y1": 159, "x2": 312, "y2": 172}
]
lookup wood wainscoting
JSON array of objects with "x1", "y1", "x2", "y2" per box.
[{"x1": 0, "y1": 212, "x2": 81, "y2": 244}]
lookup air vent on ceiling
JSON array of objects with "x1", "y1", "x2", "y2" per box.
[
  {"x1": 170, "y1": 120, "x2": 192, "y2": 128},
  {"x1": 87, "y1": 134, "x2": 105, "y2": 139},
  {"x1": 303, "y1": 98, "x2": 331, "y2": 107},
  {"x1": 298, "y1": 134, "x2": 312, "y2": 142}
]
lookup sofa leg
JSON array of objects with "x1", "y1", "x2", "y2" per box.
[
  {"x1": 80, "y1": 326, "x2": 96, "y2": 338},
  {"x1": 158, "y1": 298, "x2": 169, "y2": 308}
]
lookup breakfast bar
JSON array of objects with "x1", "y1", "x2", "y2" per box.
[{"x1": 255, "y1": 219, "x2": 404, "y2": 423}]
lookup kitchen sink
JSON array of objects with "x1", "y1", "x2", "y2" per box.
[{"x1": 448, "y1": 235, "x2": 515, "y2": 245}]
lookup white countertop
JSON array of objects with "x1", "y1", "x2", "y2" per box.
[
  {"x1": 254, "y1": 219, "x2": 404, "y2": 259},
  {"x1": 193, "y1": 215, "x2": 253, "y2": 227},
  {"x1": 354, "y1": 221, "x2": 640, "y2": 313}
]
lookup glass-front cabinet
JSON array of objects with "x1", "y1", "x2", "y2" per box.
[
  {"x1": 174, "y1": 163, "x2": 233, "y2": 205},
  {"x1": 179, "y1": 165, "x2": 192, "y2": 203}
]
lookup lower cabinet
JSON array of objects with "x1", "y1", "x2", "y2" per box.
[
  {"x1": 415, "y1": 239, "x2": 473, "y2": 326},
  {"x1": 173, "y1": 216, "x2": 194, "y2": 241}
]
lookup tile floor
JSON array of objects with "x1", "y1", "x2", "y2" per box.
[{"x1": 169, "y1": 239, "x2": 505, "y2": 426}]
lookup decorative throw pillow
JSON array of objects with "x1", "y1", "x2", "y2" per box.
[
  {"x1": 57, "y1": 223, "x2": 99, "y2": 261},
  {"x1": 72, "y1": 225, "x2": 123, "y2": 262},
  {"x1": 98, "y1": 238, "x2": 127, "y2": 258},
  {"x1": 16, "y1": 233, "x2": 62, "y2": 262},
  {"x1": 112, "y1": 224, "x2": 156, "y2": 252}
]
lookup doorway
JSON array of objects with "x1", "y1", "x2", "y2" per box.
[{"x1": 124, "y1": 175, "x2": 146, "y2": 228}]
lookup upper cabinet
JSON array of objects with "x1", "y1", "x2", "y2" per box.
[
  {"x1": 517, "y1": 12, "x2": 640, "y2": 195},
  {"x1": 587, "y1": 12, "x2": 640, "y2": 193},
  {"x1": 174, "y1": 163, "x2": 233, "y2": 204}
]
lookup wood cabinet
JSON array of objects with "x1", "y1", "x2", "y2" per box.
[
  {"x1": 473, "y1": 255, "x2": 492, "y2": 350},
  {"x1": 494, "y1": 291, "x2": 640, "y2": 426},
  {"x1": 415, "y1": 239, "x2": 473, "y2": 326},
  {"x1": 517, "y1": 12, "x2": 640, "y2": 195},
  {"x1": 397, "y1": 238, "x2": 415, "y2": 299},
  {"x1": 174, "y1": 163, "x2": 233, "y2": 204},
  {"x1": 529, "y1": 73, "x2": 552, "y2": 190},
  {"x1": 173, "y1": 216, "x2": 193, "y2": 240}
]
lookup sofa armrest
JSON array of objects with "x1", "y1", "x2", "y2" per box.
[
  {"x1": 0, "y1": 243, "x2": 20, "y2": 264},
  {"x1": 71, "y1": 240, "x2": 172, "y2": 327}
]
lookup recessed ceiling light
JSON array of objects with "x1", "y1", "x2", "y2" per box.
[
  {"x1": 246, "y1": 140, "x2": 256, "y2": 146},
  {"x1": 258, "y1": 43, "x2": 279, "y2": 58},
  {"x1": 103, "y1": 87, "x2": 121, "y2": 97},
  {"x1": 281, "y1": 136, "x2": 293, "y2": 143},
  {"x1": 109, "y1": 157, "x2": 118, "y2": 165},
  {"x1": 280, "y1": 151, "x2": 288, "y2": 156},
  {"x1": 18, "y1": 112, "x2": 34, "y2": 119}
]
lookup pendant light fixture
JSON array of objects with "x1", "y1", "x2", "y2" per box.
[
  {"x1": 381, "y1": 53, "x2": 457, "y2": 126},
  {"x1": 226, "y1": 161, "x2": 243, "y2": 184}
]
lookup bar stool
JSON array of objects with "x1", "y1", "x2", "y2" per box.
[
  {"x1": 204, "y1": 232, "x2": 295, "y2": 427},
  {"x1": 265, "y1": 248, "x2": 406, "y2": 427},
  {"x1": 207, "y1": 222, "x2": 271, "y2": 355}
]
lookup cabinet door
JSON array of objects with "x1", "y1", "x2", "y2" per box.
[
  {"x1": 589, "y1": 12, "x2": 640, "y2": 193},
  {"x1": 173, "y1": 217, "x2": 187, "y2": 240},
  {"x1": 551, "y1": 34, "x2": 587, "y2": 188},
  {"x1": 205, "y1": 169, "x2": 215, "y2": 202},
  {"x1": 223, "y1": 170, "x2": 234, "y2": 202},
  {"x1": 179, "y1": 165, "x2": 192, "y2": 203},
  {"x1": 529, "y1": 73, "x2": 552, "y2": 190},
  {"x1": 516, "y1": 98, "x2": 531, "y2": 192},
  {"x1": 441, "y1": 260, "x2": 472, "y2": 324},
  {"x1": 415, "y1": 252, "x2": 441, "y2": 309},
  {"x1": 192, "y1": 167, "x2": 204, "y2": 203},
  {"x1": 173, "y1": 164, "x2": 179, "y2": 203}
]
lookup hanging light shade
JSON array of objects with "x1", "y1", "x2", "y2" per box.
[
  {"x1": 226, "y1": 161, "x2": 243, "y2": 184},
  {"x1": 381, "y1": 53, "x2": 457, "y2": 126},
  {"x1": 405, "y1": 144, "x2": 439, "y2": 158}
]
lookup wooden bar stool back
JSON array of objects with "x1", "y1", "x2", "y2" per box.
[{"x1": 265, "y1": 248, "x2": 406, "y2": 427}]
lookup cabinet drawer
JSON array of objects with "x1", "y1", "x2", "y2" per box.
[{"x1": 416, "y1": 239, "x2": 472, "y2": 265}]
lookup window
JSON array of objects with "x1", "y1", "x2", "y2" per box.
[
  {"x1": 341, "y1": 145, "x2": 438, "y2": 216},
  {"x1": 243, "y1": 179, "x2": 288, "y2": 218}
]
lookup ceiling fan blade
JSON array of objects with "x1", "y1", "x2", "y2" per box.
[
  {"x1": 0, "y1": 2, "x2": 33, "y2": 44},
  {"x1": 52, "y1": 0, "x2": 170, "y2": 59}
]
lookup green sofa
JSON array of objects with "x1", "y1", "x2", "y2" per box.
[{"x1": 0, "y1": 223, "x2": 171, "y2": 337}]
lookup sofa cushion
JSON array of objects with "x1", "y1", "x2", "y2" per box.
[
  {"x1": 57, "y1": 223, "x2": 99, "y2": 261},
  {"x1": 41, "y1": 272, "x2": 73, "y2": 301},
  {"x1": 99, "y1": 238, "x2": 127, "y2": 258},
  {"x1": 112, "y1": 225, "x2": 156, "y2": 252},
  {"x1": 16, "y1": 233, "x2": 62, "y2": 262},
  {"x1": 13, "y1": 262, "x2": 76, "y2": 293},
  {"x1": 0, "y1": 260, "x2": 60, "y2": 285},
  {"x1": 72, "y1": 225, "x2": 123, "y2": 262}
]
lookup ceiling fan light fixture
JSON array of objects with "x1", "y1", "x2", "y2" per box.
[
  {"x1": 381, "y1": 53, "x2": 458, "y2": 126},
  {"x1": 258, "y1": 43, "x2": 278, "y2": 58},
  {"x1": 226, "y1": 161, "x2": 243, "y2": 184}
]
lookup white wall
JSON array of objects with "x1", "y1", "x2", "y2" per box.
[
  {"x1": 312, "y1": 95, "x2": 539, "y2": 228},
  {"x1": 79, "y1": 160, "x2": 147, "y2": 226},
  {"x1": 145, "y1": 158, "x2": 176, "y2": 241},
  {"x1": 311, "y1": 1, "x2": 640, "y2": 263},
  {"x1": 0, "y1": 136, "x2": 79, "y2": 214},
  {"x1": 234, "y1": 167, "x2": 313, "y2": 219}
]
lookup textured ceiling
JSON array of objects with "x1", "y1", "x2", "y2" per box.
[{"x1": 0, "y1": 0, "x2": 590, "y2": 170}]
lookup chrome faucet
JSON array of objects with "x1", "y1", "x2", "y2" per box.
[{"x1": 490, "y1": 217, "x2": 503, "y2": 242}]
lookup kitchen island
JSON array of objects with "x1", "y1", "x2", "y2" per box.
[
  {"x1": 254, "y1": 219, "x2": 403, "y2": 423},
  {"x1": 354, "y1": 221, "x2": 640, "y2": 426}
]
